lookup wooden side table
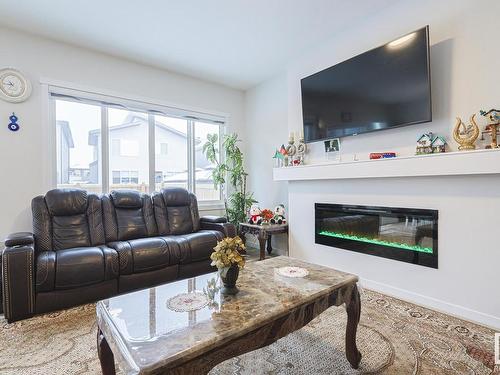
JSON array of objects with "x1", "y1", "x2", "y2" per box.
[{"x1": 239, "y1": 223, "x2": 288, "y2": 260}]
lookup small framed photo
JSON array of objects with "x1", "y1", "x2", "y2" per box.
[{"x1": 324, "y1": 138, "x2": 341, "y2": 161}]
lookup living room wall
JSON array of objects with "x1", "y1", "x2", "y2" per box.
[
  {"x1": 244, "y1": 0, "x2": 500, "y2": 327},
  {"x1": 244, "y1": 73, "x2": 289, "y2": 253},
  {"x1": 0, "y1": 27, "x2": 245, "y2": 241}
]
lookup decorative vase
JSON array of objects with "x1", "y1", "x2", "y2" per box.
[{"x1": 220, "y1": 264, "x2": 239, "y2": 295}]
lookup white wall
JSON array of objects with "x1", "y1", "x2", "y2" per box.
[
  {"x1": 0, "y1": 27, "x2": 244, "y2": 239},
  {"x1": 245, "y1": 0, "x2": 500, "y2": 327},
  {"x1": 288, "y1": 0, "x2": 499, "y2": 160},
  {"x1": 244, "y1": 73, "x2": 289, "y2": 253}
]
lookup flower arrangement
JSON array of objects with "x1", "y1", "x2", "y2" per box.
[
  {"x1": 210, "y1": 236, "x2": 246, "y2": 276},
  {"x1": 260, "y1": 208, "x2": 274, "y2": 224}
]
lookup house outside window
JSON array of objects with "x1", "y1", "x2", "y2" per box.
[{"x1": 53, "y1": 90, "x2": 225, "y2": 205}]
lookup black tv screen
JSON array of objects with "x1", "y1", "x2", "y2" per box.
[{"x1": 301, "y1": 26, "x2": 431, "y2": 142}]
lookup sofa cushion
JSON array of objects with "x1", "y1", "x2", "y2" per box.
[
  {"x1": 167, "y1": 206, "x2": 194, "y2": 235},
  {"x1": 35, "y1": 246, "x2": 118, "y2": 291},
  {"x1": 152, "y1": 188, "x2": 200, "y2": 236},
  {"x1": 45, "y1": 189, "x2": 88, "y2": 216},
  {"x1": 110, "y1": 190, "x2": 143, "y2": 208},
  {"x1": 108, "y1": 237, "x2": 181, "y2": 275},
  {"x1": 171, "y1": 230, "x2": 223, "y2": 264},
  {"x1": 128, "y1": 238, "x2": 174, "y2": 273},
  {"x1": 160, "y1": 187, "x2": 191, "y2": 206},
  {"x1": 52, "y1": 214, "x2": 90, "y2": 250}
]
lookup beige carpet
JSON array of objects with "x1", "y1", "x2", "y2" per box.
[{"x1": 0, "y1": 289, "x2": 498, "y2": 375}]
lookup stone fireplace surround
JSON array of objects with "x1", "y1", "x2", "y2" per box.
[{"x1": 278, "y1": 155, "x2": 500, "y2": 329}]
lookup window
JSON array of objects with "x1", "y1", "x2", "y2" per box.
[
  {"x1": 112, "y1": 170, "x2": 139, "y2": 184},
  {"x1": 55, "y1": 100, "x2": 102, "y2": 193},
  {"x1": 155, "y1": 171, "x2": 163, "y2": 183},
  {"x1": 51, "y1": 89, "x2": 224, "y2": 205},
  {"x1": 154, "y1": 115, "x2": 188, "y2": 191},
  {"x1": 194, "y1": 121, "x2": 221, "y2": 201},
  {"x1": 108, "y1": 108, "x2": 149, "y2": 192},
  {"x1": 156, "y1": 143, "x2": 168, "y2": 156},
  {"x1": 111, "y1": 139, "x2": 121, "y2": 156}
]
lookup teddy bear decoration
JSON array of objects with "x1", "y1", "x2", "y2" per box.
[
  {"x1": 270, "y1": 204, "x2": 286, "y2": 224},
  {"x1": 248, "y1": 204, "x2": 262, "y2": 225}
]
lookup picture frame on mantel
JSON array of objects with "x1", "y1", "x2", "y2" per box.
[{"x1": 324, "y1": 138, "x2": 341, "y2": 161}]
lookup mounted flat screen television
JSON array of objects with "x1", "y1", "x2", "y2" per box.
[{"x1": 301, "y1": 26, "x2": 431, "y2": 142}]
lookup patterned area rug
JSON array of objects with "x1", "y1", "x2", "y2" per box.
[{"x1": 0, "y1": 289, "x2": 497, "y2": 375}]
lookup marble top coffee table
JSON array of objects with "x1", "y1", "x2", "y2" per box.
[{"x1": 96, "y1": 256, "x2": 361, "y2": 374}]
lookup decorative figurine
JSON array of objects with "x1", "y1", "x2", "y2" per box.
[
  {"x1": 416, "y1": 132, "x2": 447, "y2": 154},
  {"x1": 479, "y1": 109, "x2": 500, "y2": 149},
  {"x1": 248, "y1": 204, "x2": 262, "y2": 225},
  {"x1": 8, "y1": 112, "x2": 20, "y2": 132},
  {"x1": 453, "y1": 114, "x2": 480, "y2": 150},
  {"x1": 273, "y1": 149, "x2": 285, "y2": 167},
  {"x1": 431, "y1": 135, "x2": 447, "y2": 153},
  {"x1": 270, "y1": 204, "x2": 287, "y2": 224},
  {"x1": 295, "y1": 131, "x2": 307, "y2": 165},
  {"x1": 280, "y1": 144, "x2": 290, "y2": 166},
  {"x1": 285, "y1": 132, "x2": 297, "y2": 166},
  {"x1": 416, "y1": 133, "x2": 434, "y2": 154}
]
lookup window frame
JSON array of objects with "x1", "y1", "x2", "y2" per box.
[{"x1": 45, "y1": 81, "x2": 227, "y2": 210}]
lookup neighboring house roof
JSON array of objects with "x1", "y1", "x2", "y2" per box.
[
  {"x1": 88, "y1": 113, "x2": 197, "y2": 146},
  {"x1": 57, "y1": 120, "x2": 74, "y2": 148}
]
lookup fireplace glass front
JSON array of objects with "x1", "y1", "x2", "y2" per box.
[{"x1": 315, "y1": 203, "x2": 438, "y2": 268}]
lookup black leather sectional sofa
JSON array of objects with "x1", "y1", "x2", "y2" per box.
[{"x1": 1, "y1": 187, "x2": 235, "y2": 322}]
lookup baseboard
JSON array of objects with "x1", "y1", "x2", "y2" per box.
[{"x1": 360, "y1": 277, "x2": 500, "y2": 330}]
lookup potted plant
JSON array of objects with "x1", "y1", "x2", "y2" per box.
[
  {"x1": 203, "y1": 133, "x2": 256, "y2": 231},
  {"x1": 210, "y1": 236, "x2": 246, "y2": 295}
]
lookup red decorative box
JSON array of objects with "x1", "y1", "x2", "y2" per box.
[{"x1": 369, "y1": 152, "x2": 396, "y2": 159}]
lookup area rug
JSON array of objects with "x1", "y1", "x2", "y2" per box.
[{"x1": 0, "y1": 289, "x2": 497, "y2": 375}]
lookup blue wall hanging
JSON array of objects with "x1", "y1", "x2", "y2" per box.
[{"x1": 8, "y1": 113, "x2": 20, "y2": 132}]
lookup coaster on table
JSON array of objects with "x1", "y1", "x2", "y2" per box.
[
  {"x1": 276, "y1": 266, "x2": 309, "y2": 278},
  {"x1": 166, "y1": 291, "x2": 209, "y2": 312}
]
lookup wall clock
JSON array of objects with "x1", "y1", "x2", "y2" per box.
[{"x1": 0, "y1": 68, "x2": 32, "y2": 103}]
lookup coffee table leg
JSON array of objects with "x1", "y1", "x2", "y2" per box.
[
  {"x1": 258, "y1": 233, "x2": 267, "y2": 260},
  {"x1": 345, "y1": 284, "x2": 362, "y2": 369},
  {"x1": 266, "y1": 234, "x2": 273, "y2": 255},
  {"x1": 97, "y1": 328, "x2": 116, "y2": 375}
]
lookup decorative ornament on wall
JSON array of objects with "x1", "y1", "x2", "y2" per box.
[
  {"x1": 0, "y1": 68, "x2": 32, "y2": 103},
  {"x1": 8, "y1": 113, "x2": 20, "y2": 132}
]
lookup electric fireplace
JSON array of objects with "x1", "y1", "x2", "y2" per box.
[{"x1": 315, "y1": 203, "x2": 438, "y2": 268}]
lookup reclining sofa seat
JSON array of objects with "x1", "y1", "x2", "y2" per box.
[
  {"x1": 3, "y1": 189, "x2": 119, "y2": 321},
  {"x1": 2, "y1": 187, "x2": 236, "y2": 322},
  {"x1": 152, "y1": 188, "x2": 226, "y2": 279},
  {"x1": 103, "y1": 189, "x2": 179, "y2": 292}
]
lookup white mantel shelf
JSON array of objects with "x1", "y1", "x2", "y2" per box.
[{"x1": 273, "y1": 148, "x2": 500, "y2": 181}]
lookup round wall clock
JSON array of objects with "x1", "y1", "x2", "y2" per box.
[{"x1": 0, "y1": 68, "x2": 32, "y2": 103}]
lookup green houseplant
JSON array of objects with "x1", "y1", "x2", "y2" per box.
[{"x1": 203, "y1": 133, "x2": 256, "y2": 229}]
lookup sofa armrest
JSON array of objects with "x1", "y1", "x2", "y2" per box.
[
  {"x1": 2, "y1": 245, "x2": 36, "y2": 322},
  {"x1": 200, "y1": 218, "x2": 236, "y2": 238},
  {"x1": 200, "y1": 216, "x2": 227, "y2": 224},
  {"x1": 4, "y1": 232, "x2": 34, "y2": 247}
]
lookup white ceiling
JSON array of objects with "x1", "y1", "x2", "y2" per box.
[{"x1": 0, "y1": 0, "x2": 399, "y2": 90}]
